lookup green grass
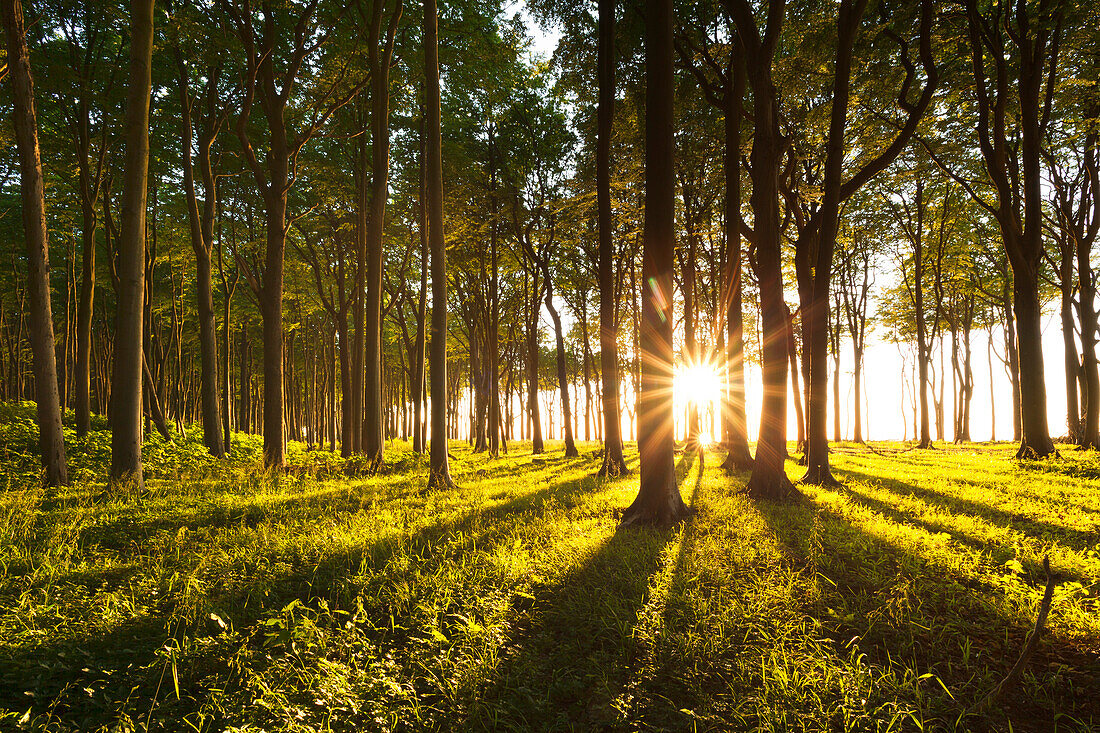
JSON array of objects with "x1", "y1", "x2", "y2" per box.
[{"x1": 1, "y1": 407, "x2": 1097, "y2": 731}]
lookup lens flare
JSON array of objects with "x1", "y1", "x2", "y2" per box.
[{"x1": 675, "y1": 362, "x2": 722, "y2": 409}]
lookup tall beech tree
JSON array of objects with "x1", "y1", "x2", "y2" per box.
[
  {"x1": 621, "y1": 0, "x2": 690, "y2": 527},
  {"x1": 2, "y1": 0, "x2": 69, "y2": 486},
  {"x1": 360, "y1": 0, "x2": 403, "y2": 471},
  {"x1": 795, "y1": 0, "x2": 936, "y2": 485},
  {"x1": 950, "y1": 0, "x2": 1064, "y2": 458},
  {"x1": 424, "y1": 0, "x2": 454, "y2": 489},
  {"x1": 596, "y1": 0, "x2": 628, "y2": 476},
  {"x1": 109, "y1": 0, "x2": 154, "y2": 488},
  {"x1": 725, "y1": 0, "x2": 800, "y2": 500},
  {"x1": 174, "y1": 34, "x2": 229, "y2": 458},
  {"x1": 225, "y1": 0, "x2": 366, "y2": 469}
]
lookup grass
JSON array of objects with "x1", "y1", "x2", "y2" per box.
[{"x1": 0, "y1": 406, "x2": 1098, "y2": 731}]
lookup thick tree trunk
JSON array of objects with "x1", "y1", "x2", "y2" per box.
[
  {"x1": 261, "y1": 191, "x2": 287, "y2": 468},
  {"x1": 2, "y1": 0, "x2": 69, "y2": 487},
  {"x1": 1012, "y1": 264, "x2": 1055, "y2": 457},
  {"x1": 621, "y1": 0, "x2": 690, "y2": 527},
  {"x1": 109, "y1": 0, "x2": 154, "y2": 488}
]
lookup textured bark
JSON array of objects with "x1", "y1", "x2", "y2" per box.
[
  {"x1": 2, "y1": 0, "x2": 69, "y2": 486},
  {"x1": 109, "y1": 0, "x2": 154, "y2": 489},
  {"x1": 621, "y1": 0, "x2": 690, "y2": 527},
  {"x1": 963, "y1": 0, "x2": 1058, "y2": 458}
]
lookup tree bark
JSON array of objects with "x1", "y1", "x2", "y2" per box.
[
  {"x1": 175, "y1": 53, "x2": 225, "y2": 457},
  {"x1": 727, "y1": 0, "x2": 800, "y2": 500},
  {"x1": 363, "y1": 0, "x2": 403, "y2": 470},
  {"x1": 2, "y1": 0, "x2": 69, "y2": 487},
  {"x1": 424, "y1": 0, "x2": 454, "y2": 489},
  {"x1": 621, "y1": 0, "x2": 690, "y2": 527},
  {"x1": 596, "y1": 0, "x2": 628, "y2": 476},
  {"x1": 109, "y1": 0, "x2": 154, "y2": 489}
]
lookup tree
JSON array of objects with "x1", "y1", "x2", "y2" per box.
[
  {"x1": 2, "y1": 0, "x2": 69, "y2": 487},
  {"x1": 621, "y1": 0, "x2": 690, "y2": 527},
  {"x1": 596, "y1": 0, "x2": 628, "y2": 476},
  {"x1": 795, "y1": 0, "x2": 936, "y2": 485},
  {"x1": 674, "y1": 6, "x2": 753, "y2": 471},
  {"x1": 360, "y1": 0, "x2": 403, "y2": 471},
  {"x1": 424, "y1": 0, "x2": 453, "y2": 489},
  {"x1": 173, "y1": 21, "x2": 228, "y2": 458},
  {"x1": 949, "y1": 0, "x2": 1063, "y2": 458},
  {"x1": 109, "y1": 0, "x2": 154, "y2": 488},
  {"x1": 225, "y1": 0, "x2": 365, "y2": 469},
  {"x1": 725, "y1": 0, "x2": 799, "y2": 500}
]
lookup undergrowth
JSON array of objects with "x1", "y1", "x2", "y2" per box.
[{"x1": 0, "y1": 403, "x2": 1097, "y2": 731}]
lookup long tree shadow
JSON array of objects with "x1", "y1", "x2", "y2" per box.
[
  {"x1": 0, "y1": 461, "x2": 635, "y2": 729},
  {"x1": 831, "y1": 482, "x2": 1094, "y2": 586},
  {"x1": 744, "y1": 478, "x2": 1100, "y2": 732},
  {"x1": 833, "y1": 464, "x2": 1100, "y2": 553},
  {"x1": 459, "y1": 453, "x2": 698, "y2": 732}
]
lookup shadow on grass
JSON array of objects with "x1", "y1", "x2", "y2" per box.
[
  {"x1": 0, "y1": 455, "x2": 632, "y2": 728},
  {"x1": 831, "y1": 482, "x2": 1093, "y2": 586},
  {"x1": 833, "y1": 464, "x2": 1100, "y2": 553},
  {"x1": 742, "y1": 474, "x2": 1100, "y2": 733},
  {"x1": 460, "y1": 451, "x2": 699, "y2": 732}
]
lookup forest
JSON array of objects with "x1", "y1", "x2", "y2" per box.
[{"x1": 1, "y1": 0, "x2": 1098, "y2": 729}]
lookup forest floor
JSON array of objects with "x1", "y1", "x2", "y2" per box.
[{"x1": 1, "y1": 404, "x2": 1098, "y2": 732}]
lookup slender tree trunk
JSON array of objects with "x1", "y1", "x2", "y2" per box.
[
  {"x1": 424, "y1": 0, "x2": 453, "y2": 488},
  {"x1": 735, "y1": 0, "x2": 800, "y2": 500},
  {"x1": 2, "y1": 0, "x2": 69, "y2": 486},
  {"x1": 1078, "y1": 224, "x2": 1100, "y2": 447},
  {"x1": 176, "y1": 56, "x2": 225, "y2": 457},
  {"x1": 595, "y1": 0, "x2": 628, "y2": 476},
  {"x1": 721, "y1": 52, "x2": 753, "y2": 472},
  {"x1": 363, "y1": 0, "x2": 402, "y2": 469}
]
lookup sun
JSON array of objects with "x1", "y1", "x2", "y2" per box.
[{"x1": 674, "y1": 361, "x2": 723, "y2": 409}]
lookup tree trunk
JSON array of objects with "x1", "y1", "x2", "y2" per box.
[
  {"x1": 409, "y1": 116, "x2": 429, "y2": 454},
  {"x1": 425, "y1": 0, "x2": 454, "y2": 488},
  {"x1": 621, "y1": 0, "x2": 690, "y2": 527},
  {"x1": 176, "y1": 54, "x2": 225, "y2": 457},
  {"x1": 363, "y1": 0, "x2": 402, "y2": 470},
  {"x1": 2, "y1": 0, "x2": 69, "y2": 486},
  {"x1": 721, "y1": 51, "x2": 753, "y2": 472},
  {"x1": 542, "y1": 277, "x2": 578, "y2": 457},
  {"x1": 595, "y1": 0, "x2": 628, "y2": 476},
  {"x1": 732, "y1": 0, "x2": 800, "y2": 500},
  {"x1": 109, "y1": 0, "x2": 154, "y2": 489}
]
